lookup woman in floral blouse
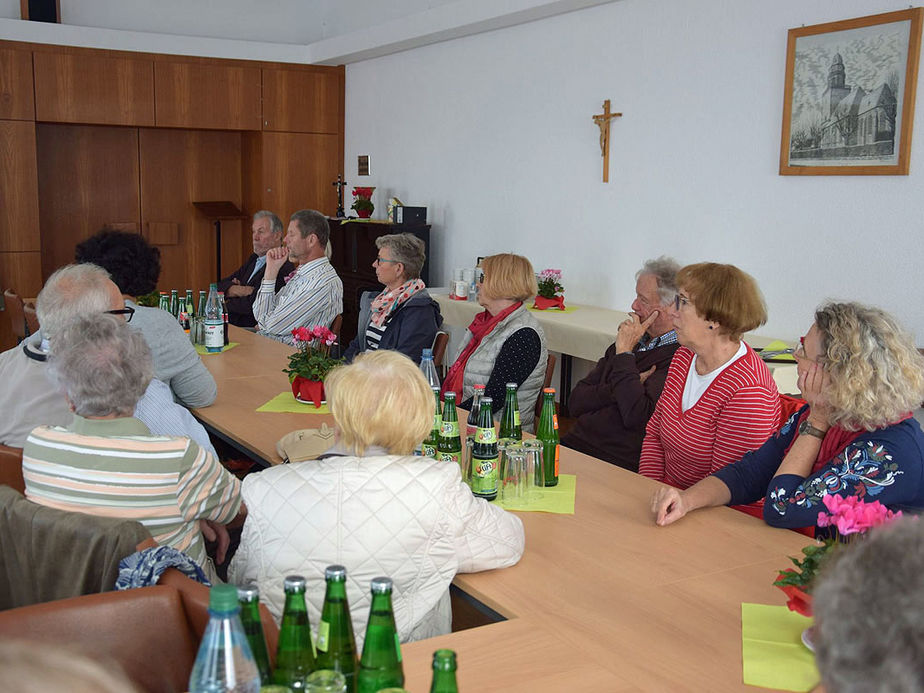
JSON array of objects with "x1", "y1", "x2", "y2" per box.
[{"x1": 651, "y1": 301, "x2": 924, "y2": 531}]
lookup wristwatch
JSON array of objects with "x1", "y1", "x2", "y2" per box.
[{"x1": 798, "y1": 419, "x2": 827, "y2": 440}]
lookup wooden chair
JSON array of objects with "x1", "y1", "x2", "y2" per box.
[
  {"x1": 534, "y1": 353, "x2": 557, "y2": 422},
  {"x1": 3, "y1": 289, "x2": 27, "y2": 343},
  {"x1": 0, "y1": 444, "x2": 24, "y2": 494},
  {"x1": 330, "y1": 313, "x2": 343, "y2": 357},
  {"x1": 22, "y1": 301, "x2": 39, "y2": 336},
  {"x1": 431, "y1": 330, "x2": 449, "y2": 377}
]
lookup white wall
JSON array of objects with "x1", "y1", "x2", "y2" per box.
[{"x1": 344, "y1": 0, "x2": 924, "y2": 344}]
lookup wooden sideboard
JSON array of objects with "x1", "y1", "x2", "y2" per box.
[{"x1": 328, "y1": 219, "x2": 431, "y2": 348}]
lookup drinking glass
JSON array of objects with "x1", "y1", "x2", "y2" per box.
[{"x1": 521, "y1": 440, "x2": 544, "y2": 502}]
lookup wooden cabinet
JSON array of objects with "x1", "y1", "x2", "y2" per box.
[
  {"x1": 262, "y1": 67, "x2": 343, "y2": 134},
  {"x1": 328, "y1": 220, "x2": 431, "y2": 347},
  {"x1": 0, "y1": 120, "x2": 40, "y2": 252},
  {"x1": 33, "y1": 52, "x2": 154, "y2": 126},
  {"x1": 0, "y1": 47, "x2": 34, "y2": 120},
  {"x1": 155, "y1": 62, "x2": 261, "y2": 131}
]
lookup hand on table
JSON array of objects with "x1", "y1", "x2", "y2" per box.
[
  {"x1": 226, "y1": 284, "x2": 254, "y2": 298},
  {"x1": 264, "y1": 246, "x2": 290, "y2": 280},
  {"x1": 615, "y1": 311, "x2": 658, "y2": 353},
  {"x1": 651, "y1": 485, "x2": 689, "y2": 526},
  {"x1": 199, "y1": 519, "x2": 231, "y2": 564}
]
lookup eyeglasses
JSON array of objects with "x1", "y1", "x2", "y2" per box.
[
  {"x1": 673, "y1": 294, "x2": 691, "y2": 311},
  {"x1": 373, "y1": 256, "x2": 401, "y2": 265},
  {"x1": 793, "y1": 336, "x2": 825, "y2": 363},
  {"x1": 104, "y1": 306, "x2": 135, "y2": 323}
]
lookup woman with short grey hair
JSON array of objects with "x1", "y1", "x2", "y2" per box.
[
  {"x1": 343, "y1": 233, "x2": 442, "y2": 364},
  {"x1": 49, "y1": 314, "x2": 153, "y2": 417}
]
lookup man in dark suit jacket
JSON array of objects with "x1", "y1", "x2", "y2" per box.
[
  {"x1": 218, "y1": 210, "x2": 294, "y2": 327},
  {"x1": 561, "y1": 257, "x2": 681, "y2": 472}
]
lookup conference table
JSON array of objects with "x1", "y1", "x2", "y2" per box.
[{"x1": 194, "y1": 326, "x2": 813, "y2": 691}]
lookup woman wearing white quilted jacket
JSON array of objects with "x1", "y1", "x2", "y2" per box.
[{"x1": 228, "y1": 349, "x2": 525, "y2": 645}]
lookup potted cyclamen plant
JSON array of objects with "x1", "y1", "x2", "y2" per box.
[
  {"x1": 533, "y1": 268, "x2": 565, "y2": 310},
  {"x1": 351, "y1": 186, "x2": 376, "y2": 219},
  {"x1": 283, "y1": 325, "x2": 342, "y2": 407}
]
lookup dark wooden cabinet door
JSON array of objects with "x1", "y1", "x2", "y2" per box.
[
  {"x1": 155, "y1": 62, "x2": 261, "y2": 131},
  {"x1": 262, "y1": 67, "x2": 343, "y2": 134},
  {"x1": 0, "y1": 46, "x2": 35, "y2": 120},
  {"x1": 0, "y1": 120, "x2": 40, "y2": 252},
  {"x1": 33, "y1": 52, "x2": 154, "y2": 126}
]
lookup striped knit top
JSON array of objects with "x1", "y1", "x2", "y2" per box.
[
  {"x1": 639, "y1": 345, "x2": 780, "y2": 489},
  {"x1": 23, "y1": 416, "x2": 242, "y2": 567}
]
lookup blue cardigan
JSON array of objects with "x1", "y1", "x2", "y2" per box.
[
  {"x1": 343, "y1": 289, "x2": 443, "y2": 365},
  {"x1": 713, "y1": 405, "x2": 924, "y2": 528}
]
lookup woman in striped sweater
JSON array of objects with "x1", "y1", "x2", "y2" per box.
[{"x1": 638, "y1": 263, "x2": 780, "y2": 492}]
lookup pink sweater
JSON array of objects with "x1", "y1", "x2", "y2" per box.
[{"x1": 639, "y1": 345, "x2": 780, "y2": 489}]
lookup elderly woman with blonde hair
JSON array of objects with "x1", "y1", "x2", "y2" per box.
[
  {"x1": 229, "y1": 350, "x2": 524, "y2": 646},
  {"x1": 441, "y1": 253, "x2": 548, "y2": 431},
  {"x1": 638, "y1": 263, "x2": 781, "y2": 495},
  {"x1": 652, "y1": 302, "x2": 924, "y2": 531}
]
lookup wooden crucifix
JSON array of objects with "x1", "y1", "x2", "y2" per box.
[{"x1": 592, "y1": 99, "x2": 622, "y2": 183}]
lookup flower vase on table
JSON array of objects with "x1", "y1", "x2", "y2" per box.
[
  {"x1": 351, "y1": 186, "x2": 376, "y2": 219},
  {"x1": 283, "y1": 326, "x2": 342, "y2": 408},
  {"x1": 533, "y1": 268, "x2": 565, "y2": 310}
]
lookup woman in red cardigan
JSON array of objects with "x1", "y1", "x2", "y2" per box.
[{"x1": 638, "y1": 263, "x2": 780, "y2": 491}]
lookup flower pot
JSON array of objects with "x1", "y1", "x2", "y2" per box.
[
  {"x1": 356, "y1": 208, "x2": 372, "y2": 219},
  {"x1": 291, "y1": 375, "x2": 325, "y2": 408},
  {"x1": 532, "y1": 295, "x2": 565, "y2": 310},
  {"x1": 776, "y1": 574, "x2": 813, "y2": 617}
]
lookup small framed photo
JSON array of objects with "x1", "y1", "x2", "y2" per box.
[{"x1": 780, "y1": 8, "x2": 923, "y2": 175}]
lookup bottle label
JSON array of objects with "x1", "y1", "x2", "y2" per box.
[
  {"x1": 475, "y1": 427, "x2": 497, "y2": 444},
  {"x1": 438, "y1": 451, "x2": 460, "y2": 465},
  {"x1": 440, "y1": 421, "x2": 459, "y2": 436},
  {"x1": 471, "y1": 455, "x2": 497, "y2": 496},
  {"x1": 422, "y1": 443, "x2": 437, "y2": 458},
  {"x1": 514, "y1": 411, "x2": 521, "y2": 426},
  {"x1": 316, "y1": 620, "x2": 330, "y2": 652},
  {"x1": 204, "y1": 321, "x2": 224, "y2": 349},
  {"x1": 553, "y1": 414, "x2": 559, "y2": 430},
  {"x1": 554, "y1": 444, "x2": 560, "y2": 476}
]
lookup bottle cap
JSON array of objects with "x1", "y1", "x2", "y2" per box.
[
  {"x1": 370, "y1": 576, "x2": 393, "y2": 594},
  {"x1": 325, "y1": 565, "x2": 347, "y2": 581},
  {"x1": 543, "y1": 387, "x2": 556, "y2": 394},
  {"x1": 237, "y1": 585, "x2": 260, "y2": 602},
  {"x1": 432, "y1": 649, "x2": 457, "y2": 671},
  {"x1": 432, "y1": 386, "x2": 440, "y2": 394},
  {"x1": 444, "y1": 392, "x2": 456, "y2": 402},
  {"x1": 506, "y1": 382, "x2": 517, "y2": 389},
  {"x1": 283, "y1": 575, "x2": 307, "y2": 592},
  {"x1": 421, "y1": 348, "x2": 433, "y2": 358},
  {"x1": 473, "y1": 383, "x2": 485, "y2": 391},
  {"x1": 209, "y1": 584, "x2": 240, "y2": 613},
  {"x1": 480, "y1": 397, "x2": 493, "y2": 406}
]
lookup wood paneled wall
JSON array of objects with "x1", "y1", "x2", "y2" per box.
[{"x1": 0, "y1": 39, "x2": 344, "y2": 351}]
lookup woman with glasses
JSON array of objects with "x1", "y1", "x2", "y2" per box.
[
  {"x1": 652, "y1": 302, "x2": 924, "y2": 529},
  {"x1": 639, "y1": 263, "x2": 781, "y2": 501},
  {"x1": 441, "y1": 253, "x2": 548, "y2": 432},
  {"x1": 343, "y1": 233, "x2": 442, "y2": 365}
]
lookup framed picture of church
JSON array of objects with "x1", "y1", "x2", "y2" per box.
[{"x1": 780, "y1": 8, "x2": 923, "y2": 175}]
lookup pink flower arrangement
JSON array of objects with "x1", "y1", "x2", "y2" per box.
[
  {"x1": 284, "y1": 325, "x2": 342, "y2": 382},
  {"x1": 773, "y1": 494, "x2": 903, "y2": 616},
  {"x1": 536, "y1": 268, "x2": 564, "y2": 299},
  {"x1": 815, "y1": 493, "x2": 902, "y2": 535}
]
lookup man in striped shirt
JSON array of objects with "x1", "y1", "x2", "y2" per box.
[
  {"x1": 254, "y1": 209, "x2": 343, "y2": 346},
  {"x1": 22, "y1": 314, "x2": 243, "y2": 578}
]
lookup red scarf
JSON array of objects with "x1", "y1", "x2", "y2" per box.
[{"x1": 441, "y1": 302, "x2": 521, "y2": 400}]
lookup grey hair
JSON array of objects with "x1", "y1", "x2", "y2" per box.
[
  {"x1": 253, "y1": 210, "x2": 283, "y2": 235},
  {"x1": 36, "y1": 264, "x2": 114, "y2": 340},
  {"x1": 636, "y1": 256, "x2": 680, "y2": 305},
  {"x1": 813, "y1": 518, "x2": 924, "y2": 693},
  {"x1": 48, "y1": 314, "x2": 153, "y2": 417},
  {"x1": 375, "y1": 233, "x2": 426, "y2": 280},
  {"x1": 290, "y1": 209, "x2": 330, "y2": 246}
]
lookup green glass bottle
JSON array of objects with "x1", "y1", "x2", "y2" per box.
[
  {"x1": 470, "y1": 396, "x2": 498, "y2": 500},
  {"x1": 158, "y1": 291, "x2": 169, "y2": 313},
  {"x1": 429, "y1": 649, "x2": 458, "y2": 693},
  {"x1": 356, "y1": 577, "x2": 403, "y2": 693},
  {"x1": 535, "y1": 388, "x2": 559, "y2": 487},
  {"x1": 436, "y1": 392, "x2": 462, "y2": 469},
  {"x1": 316, "y1": 565, "x2": 357, "y2": 693},
  {"x1": 238, "y1": 585, "x2": 273, "y2": 685},
  {"x1": 498, "y1": 382, "x2": 522, "y2": 441},
  {"x1": 274, "y1": 575, "x2": 316, "y2": 690},
  {"x1": 169, "y1": 288, "x2": 179, "y2": 318},
  {"x1": 421, "y1": 387, "x2": 441, "y2": 458},
  {"x1": 465, "y1": 383, "x2": 485, "y2": 439}
]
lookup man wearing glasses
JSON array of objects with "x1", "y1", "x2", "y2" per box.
[
  {"x1": 254, "y1": 209, "x2": 343, "y2": 346},
  {"x1": 561, "y1": 257, "x2": 681, "y2": 471},
  {"x1": 0, "y1": 263, "x2": 217, "y2": 456}
]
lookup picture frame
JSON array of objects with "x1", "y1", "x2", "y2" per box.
[{"x1": 780, "y1": 8, "x2": 923, "y2": 175}]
